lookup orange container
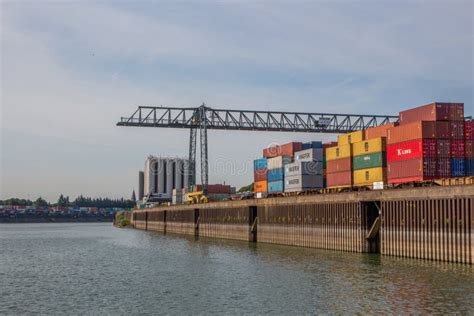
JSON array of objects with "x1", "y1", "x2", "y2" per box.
[{"x1": 364, "y1": 123, "x2": 397, "y2": 140}]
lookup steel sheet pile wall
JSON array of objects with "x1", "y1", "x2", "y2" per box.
[
  {"x1": 200, "y1": 207, "x2": 250, "y2": 241},
  {"x1": 146, "y1": 210, "x2": 166, "y2": 232},
  {"x1": 166, "y1": 209, "x2": 195, "y2": 235},
  {"x1": 257, "y1": 203, "x2": 367, "y2": 252},
  {"x1": 381, "y1": 198, "x2": 473, "y2": 264},
  {"x1": 133, "y1": 212, "x2": 147, "y2": 230}
]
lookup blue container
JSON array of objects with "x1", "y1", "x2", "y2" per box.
[
  {"x1": 254, "y1": 158, "x2": 267, "y2": 170},
  {"x1": 302, "y1": 141, "x2": 323, "y2": 150},
  {"x1": 267, "y1": 168, "x2": 284, "y2": 182},
  {"x1": 268, "y1": 180, "x2": 284, "y2": 193},
  {"x1": 465, "y1": 159, "x2": 474, "y2": 176},
  {"x1": 451, "y1": 158, "x2": 465, "y2": 177}
]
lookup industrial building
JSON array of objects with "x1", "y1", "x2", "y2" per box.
[{"x1": 139, "y1": 156, "x2": 190, "y2": 204}]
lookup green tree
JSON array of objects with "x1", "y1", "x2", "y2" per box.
[{"x1": 34, "y1": 197, "x2": 49, "y2": 207}]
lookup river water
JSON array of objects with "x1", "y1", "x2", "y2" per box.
[{"x1": 1, "y1": 223, "x2": 473, "y2": 314}]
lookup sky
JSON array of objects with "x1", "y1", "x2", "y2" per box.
[{"x1": 1, "y1": 0, "x2": 473, "y2": 202}]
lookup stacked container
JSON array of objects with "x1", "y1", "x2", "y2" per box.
[
  {"x1": 326, "y1": 143, "x2": 353, "y2": 188},
  {"x1": 466, "y1": 121, "x2": 474, "y2": 176},
  {"x1": 352, "y1": 137, "x2": 387, "y2": 188},
  {"x1": 322, "y1": 142, "x2": 337, "y2": 187},
  {"x1": 267, "y1": 156, "x2": 292, "y2": 193},
  {"x1": 285, "y1": 146, "x2": 324, "y2": 192},
  {"x1": 263, "y1": 142, "x2": 302, "y2": 158},
  {"x1": 253, "y1": 158, "x2": 268, "y2": 193}
]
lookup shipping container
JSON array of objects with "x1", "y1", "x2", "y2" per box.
[
  {"x1": 353, "y1": 152, "x2": 386, "y2": 170},
  {"x1": 465, "y1": 121, "x2": 474, "y2": 140},
  {"x1": 364, "y1": 123, "x2": 397, "y2": 140},
  {"x1": 387, "y1": 121, "x2": 437, "y2": 144},
  {"x1": 323, "y1": 141, "x2": 338, "y2": 149},
  {"x1": 294, "y1": 148, "x2": 323, "y2": 162},
  {"x1": 267, "y1": 168, "x2": 284, "y2": 182},
  {"x1": 399, "y1": 102, "x2": 451, "y2": 124},
  {"x1": 284, "y1": 174, "x2": 324, "y2": 192},
  {"x1": 436, "y1": 139, "x2": 450, "y2": 158},
  {"x1": 465, "y1": 159, "x2": 474, "y2": 176},
  {"x1": 254, "y1": 180, "x2": 267, "y2": 193},
  {"x1": 263, "y1": 142, "x2": 302, "y2": 158},
  {"x1": 267, "y1": 156, "x2": 292, "y2": 170},
  {"x1": 353, "y1": 167, "x2": 386, "y2": 186},
  {"x1": 387, "y1": 158, "x2": 437, "y2": 182},
  {"x1": 449, "y1": 103, "x2": 464, "y2": 121},
  {"x1": 326, "y1": 157, "x2": 352, "y2": 173},
  {"x1": 387, "y1": 139, "x2": 437, "y2": 162},
  {"x1": 466, "y1": 140, "x2": 474, "y2": 158},
  {"x1": 449, "y1": 121, "x2": 465, "y2": 139},
  {"x1": 326, "y1": 144, "x2": 352, "y2": 161},
  {"x1": 322, "y1": 156, "x2": 326, "y2": 169},
  {"x1": 436, "y1": 121, "x2": 450, "y2": 138},
  {"x1": 352, "y1": 137, "x2": 386, "y2": 156},
  {"x1": 285, "y1": 161, "x2": 323, "y2": 177},
  {"x1": 437, "y1": 158, "x2": 451, "y2": 178},
  {"x1": 301, "y1": 141, "x2": 323, "y2": 150},
  {"x1": 254, "y1": 158, "x2": 267, "y2": 170},
  {"x1": 267, "y1": 180, "x2": 284, "y2": 193},
  {"x1": 450, "y1": 139, "x2": 465, "y2": 158},
  {"x1": 326, "y1": 171, "x2": 352, "y2": 188},
  {"x1": 194, "y1": 184, "x2": 232, "y2": 193},
  {"x1": 338, "y1": 130, "x2": 364, "y2": 145},
  {"x1": 254, "y1": 169, "x2": 267, "y2": 182},
  {"x1": 451, "y1": 159, "x2": 465, "y2": 177}
]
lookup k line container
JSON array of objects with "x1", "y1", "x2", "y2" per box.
[
  {"x1": 338, "y1": 130, "x2": 364, "y2": 145},
  {"x1": 267, "y1": 156, "x2": 292, "y2": 170},
  {"x1": 326, "y1": 157, "x2": 352, "y2": 173},
  {"x1": 387, "y1": 158, "x2": 437, "y2": 182},
  {"x1": 301, "y1": 141, "x2": 323, "y2": 149},
  {"x1": 263, "y1": 142, "x2": 302, "y2": 158},
  {"x1": 449, "y1": 121, "x2": 465, "y2": 139},
  {"x1": 352, "y1": 137, "x2": 386, "y2": 156},
  {"x1": 465, "y1": 140, "x2": 474, "y2": 158},
  {"x1": 387, "y1": 121, "x2": 437, "y2": 144},
  {"x1": 254, "y1": 180, "x2": 268, "y2": 193},
  {"x1": 326, "y1": 171, "x2": 352, "y2": 188},
  {"x1": 294, "y1": 148, "x2": 323, "y2": 162},
  {"x1": 465, "y1": 159, "x2": 474, "y2": 176},
  {"x1": 450, "y1": 139, "x2": 465, "y2": 158},
  {"x1": 267, "y1": 168, "x2": 284, "y2": 182},
  {"x1": 451, "y1": 159, "x2": 465, "y2": 177},
  {"x1": 437, "y1": 158, "x2": 451, "y2": 178},
  {"x1": 399, "y1": 102, "x2": 452, "y2": 124},
  {"x1": 448, "y1": 103, "x2": 464, "y2": 120},
  {"x1": 387, "y1": 139, "x2": 437, "y2": 162},
  {"x1": 353, "y1": 167, "x2": 386, "y2": 186},
  {"x1": 352, "y1": 152, "x2": 386, "y2": 170},
  {"x1": 436, "y1": 139, "x2": 451, "y2": 157},
  {"x1": 254, "y1": 169, "x2": 267, "y2": 182},
  {"x1": 284, "y1": 174, "x2": 324, "y2": 192},
  {"x1": 326, "y1": 144, "x2": 352, "y2": 161},
  {"x1": 254, "y1": 158, "x2": 267, "y2": 170},
  {"x1": 285, "y1": 161, "x2": 323, "y2": 177},
  {"x1": 267, "y1": 180, "x2": 284, "y2": 193},
  {"x1": 465, "y1": 121, "x2": 474, "y2": 140},
  {"x1": 364, "y1": 123, "x2": 396, "y2": 140}
]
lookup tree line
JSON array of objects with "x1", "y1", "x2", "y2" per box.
[{"x1": 1, "y1": 194, "x2": 135, "y2": 209}]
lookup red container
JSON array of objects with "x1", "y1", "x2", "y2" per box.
[
  {"x1": 436, "y1": 121, "x2": 450, "y2": 138},
  {"x1": 364, "y1": 123, "x2": 397, "y2": 140},
  {"x1": 388, "y1": 158, "x2": 437, "y2": 183},
  {"x1": 436, "y1": 139, "x2": 451, "y2": 157},
  {"x1": 449, "y1": 121, "x2": 465, "y2": 139},
  {"x1": 254, "y1": 169, "x2": 267, "y2": 182},
  {"x1": 195, "y1": 184, "x2": 231, "y2": 194},
  {"x1": 450, "y1": 139, "x2": 465, "y2": 158},
  {"x1": 465, "y1": 121, "x2": 474, "y2": 140},
  {"x1": 323, "y1": 141, "x2": 338, "y2": 149},
  {"x1": 326, "y1": 157, "x2": 352, "y2": 173},
  {"x1": 448, "y1": 103, "x2": 464, "y2": 121},
  {"x1": 437, "y1": 158, "x2": 451, "y2": 178},
  {"x1": 387, "y1": 121, "x2": 437, "y2": 144},
  {"x1": 399, "y1": 102, "x2": 450, "y2": 124},
  {"x1": 466, "y1": 140, "x2": 474, "y2": 158},
  {"x1": 387, "y1": 139, "x2": 437, "y2": 162},
  {"x1": 327, "y1": 171, "x2": 352, "y2": 187},
  {"x1": 263, "y1": 142, "x2": 303, "y2": 158}
]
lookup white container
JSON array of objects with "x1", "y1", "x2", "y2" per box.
[
  {"x1": 285, "y1": 174, "x2": 323, "y2": 192},
  {"x1": 295, "y1": 148, "x2": 323, "y2": 162},
  {"x1": 285, "y1": 161, "x2": 323, "y2": 177},
  {"x1": 267, "y1": 155, "x2": 292, "y2": 170}
]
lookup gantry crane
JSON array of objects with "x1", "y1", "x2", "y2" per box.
[{"x1": 117, "y1": 104, "x2": 399, "y2": 194}]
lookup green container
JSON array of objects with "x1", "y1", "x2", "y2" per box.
[
  {"x1": 323, "y1": 156, "x2": 326, "y2": 168},
  {"x1": 352, "y1": 152, "x2": 386, "y2": 170}
]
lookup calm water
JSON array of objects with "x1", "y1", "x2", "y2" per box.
[{"x1": 1, "y1": 223, "x2": 473, "y2": 314}]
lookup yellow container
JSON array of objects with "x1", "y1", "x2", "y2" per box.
[
  {"x1": 353, "y1": 167, "x2": 386, "y2": 186},
  {"x1": 352, "y1": 137, "x2": 386, "y2": 156},
  {"x1": 338, "y1": 130, "x2": 364, "y2": 145},
  {"x1": 326, "y1": 144, "x2": 352, "y2": 161}
]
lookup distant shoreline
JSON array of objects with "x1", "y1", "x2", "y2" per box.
[{"x1": 0, "y1": 214, "x2": 113, "y2": 223}]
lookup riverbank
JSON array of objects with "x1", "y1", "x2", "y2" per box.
[{"x1": 0, "y1": 214, "x2": 113, "y2": 223}]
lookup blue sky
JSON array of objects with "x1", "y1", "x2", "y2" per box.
[{"x1": 1, "y1": 0, "x2": 473, "y2": 202}]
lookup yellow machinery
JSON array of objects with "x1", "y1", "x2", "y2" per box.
[{"x1": 186, "y1": 191, "x2": 209, "y2": 204}]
